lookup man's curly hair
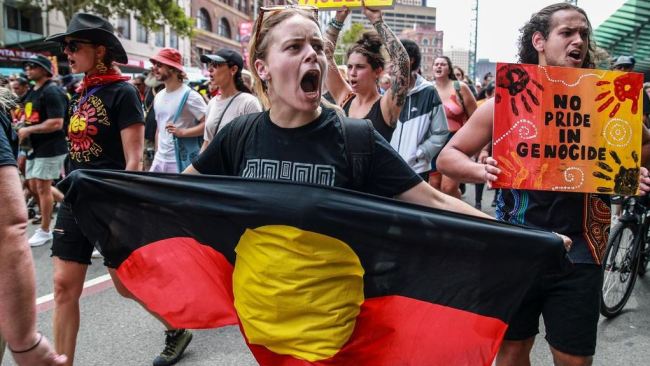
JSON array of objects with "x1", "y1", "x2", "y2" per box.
[{"x1": 518, "y1": 2, "x2": 595, "y2": 68}]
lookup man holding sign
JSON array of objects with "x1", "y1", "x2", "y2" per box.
[{"x1": 437, "y1": 3, "x2": 650, "y2": 366}]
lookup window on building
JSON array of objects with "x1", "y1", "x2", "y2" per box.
[
  {"x1": 218, "y1": 18, "x2": 232, "y2": 39},
  {"x1": 117, "y1": 16, "x2": 131, "y2": 39},
  {"x1": 4, "y1": 4, "x2": 43, "y2": 34},
  {"x1": 422, "y1": 39, "x2": 429, "y2": 46},
  {"x1": 170, "y1": 29, "x2": 178, "y2": 49},
  {"x1": 155, "y1": 27, "x2": 165, "y2": 47},
  {"x1": 197, "y1": 8, "x2": 212, "y2": 32},
  {"x1": 136, "y1": 20, "x2": 148, "y2": 43}
]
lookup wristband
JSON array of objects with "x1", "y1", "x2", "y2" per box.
[
  {"x1": 329, "y1": 19, "x2": 344, "y2": 31},
  {"x1": 9, "y1": 332, "x2": 43, "y2": 354}
]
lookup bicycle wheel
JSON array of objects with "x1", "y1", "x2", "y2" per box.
[
  {"x1": 600, "y1": 221, "x2": 641, "y2": 318},
  {"x1": 638, "y1": 238, "x2": 649, "y2": 276}
]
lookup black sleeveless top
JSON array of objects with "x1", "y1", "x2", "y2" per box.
[{"x1": 342, "y1": 95, "x2": 394, "y2": 142}]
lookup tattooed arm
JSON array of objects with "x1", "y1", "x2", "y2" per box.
[
  {"x1": 363, "y1": 5, "x2": 410, "y2": 127},
  {"x1": 324, "y1": 8, "x2": 353, "y2": 105}
]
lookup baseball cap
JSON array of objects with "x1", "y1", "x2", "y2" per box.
[
  {"x1": 613, "y1": 55, "x2": 635, "y2": 68},
  {"x1": 200, "y1": 49, "x2": 244, "y2": 71}
]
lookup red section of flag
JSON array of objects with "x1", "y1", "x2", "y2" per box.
[
  {"x1": 247, "y1": 295, "x2": 507, "y2": 366},
  {"x1": 115, "y1": 237, "x2": 238, "y2": 329}
]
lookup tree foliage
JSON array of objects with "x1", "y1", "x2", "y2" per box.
[
  {"x1": 335, "y1": 23, "x2": 365, "y2": 65},
  {"x1": 19, "y1": 0, "x2": 194, "y2": 37}
]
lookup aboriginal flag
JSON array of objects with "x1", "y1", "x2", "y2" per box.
[{"x1": 61, "y1": 170, "x2": 566, "y2": 366}]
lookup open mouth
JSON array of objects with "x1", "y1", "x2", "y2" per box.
[
  {"x1": 300, "y1": 70, "x2": 320, "y2": 93},
  {"x1": 568, "y1": 50, "x2": 582, "y2": 62}
]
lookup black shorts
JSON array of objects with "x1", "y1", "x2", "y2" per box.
[
  {"x1": 504, "y1": 263, "x2": 603, "y2": 356},
  {"x1": 51, "y1": 203, "x2": 95, "y2": 265}
]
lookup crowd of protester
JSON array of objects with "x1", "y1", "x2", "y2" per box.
[{"x1": 1, "y1": 2, "x2": 650, "y2": 366}]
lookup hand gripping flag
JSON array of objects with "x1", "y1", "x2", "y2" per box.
[{"x1": 61, "y1": 170, "x2": 567, "y2": 366}]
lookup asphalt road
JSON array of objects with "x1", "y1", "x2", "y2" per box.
[{"x1": 3, "y1": 186, "x2": 649, "y2": 365}]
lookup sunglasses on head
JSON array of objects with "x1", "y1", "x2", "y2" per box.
[
  {"x1": 252, "y1": 4, "x2": 319, "y2": 49},
  {"x1": 24, "y1": 62, "x2": 39, "y2": 69},
  {"x1": 61, "y1": 39, "x2": 94, "y2": 53}
]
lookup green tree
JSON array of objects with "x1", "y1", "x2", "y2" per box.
[
  {"x1": 334, "y1": 23, "x2": 364, "y2": 65},
  {"x1": 19, "y1": 0, "x2": 194, "y2": 36}
]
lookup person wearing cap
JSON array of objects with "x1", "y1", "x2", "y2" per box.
[
  {"x1": 611, "y1": 55, "x2": 650, "y2": 130},
  {"x1": 149, "y1": 48, "x2": 206, "y2": 173},
  {"x1": 16, "y1": 54, "x2": 68, "y2": 248},
  {"x1": 45, "y1": 12, "x2": 145, "y2": 366},
  {"x1": 199, "y1": 49, "x2": 261, "y2": 150}
]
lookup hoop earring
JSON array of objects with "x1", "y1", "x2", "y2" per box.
[{"x1": 96, "y1": 60, "x2": 108, "y2": 74}]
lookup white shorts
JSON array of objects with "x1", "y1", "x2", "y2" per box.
[{"x1": 149, "y1": 158, "x2": 178, "y2": 173}]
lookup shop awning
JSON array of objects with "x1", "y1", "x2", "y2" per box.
[{"x1": 594, "y1": 0, "x2": 650, "y2": 74}]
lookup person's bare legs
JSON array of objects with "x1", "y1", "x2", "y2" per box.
[
  {"x1": 52, "y1": 258, "x2": 87, "y2": 366},
  {"x1": 440, "y1": 175, "x2": 461, "y2": 199},
  {"x1": 107, "y1": 269, "x2": 173, "y2": 330},
  {"x1": 550, "y1": 346, "x2": 593, "y2": 366},
  {"x1": 52, "y1": 186, "x2": 64, "y2": 203},
  {"x1": 34, "y1": 179, "x2": 54, "y2": 231},
  {"x1": 496, "y1": 338, "x2": 535, "y2": 366},
  {"x1": 428, "y1": 172, "x2": 442, "y2": 190}
]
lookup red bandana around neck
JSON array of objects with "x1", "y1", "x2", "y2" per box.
[{"x1": 77, "y1": 68, "x2": 130, "y2": 93}]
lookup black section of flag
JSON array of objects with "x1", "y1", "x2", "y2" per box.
[{"x1": 61, "y1": 170, "x2": 566, "y2": 323}]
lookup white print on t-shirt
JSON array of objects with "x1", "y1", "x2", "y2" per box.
[{"x1": 242, "y1": 159, "x2": 335, "y2": 186}]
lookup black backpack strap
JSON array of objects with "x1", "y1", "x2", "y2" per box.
[
  {"x1": 339, "y1": 116, "x2": 374, "y2": 190},
  {"x1": 229, "y1": 111, "x2": 264, "y2": 173}
]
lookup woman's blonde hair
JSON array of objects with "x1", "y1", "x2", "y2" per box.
[{"x1": 248, "y1": 8, "x2": 319, "y2": 109}]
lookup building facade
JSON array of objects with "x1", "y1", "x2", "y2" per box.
[
  {"x1": 445, "y1": 46, "x2": 470, "y2": 75},
  {"x1": 400, "y1": 24, "x2": 443, "y2": 80},
  {"x1": 350, "y1": 3, "x2": 437, "y2": 35},
  {"x1": 189, "y1": 0, "x2": 254, "y2": 69}
]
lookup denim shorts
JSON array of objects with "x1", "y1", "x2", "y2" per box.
[{"x1": 25, "y1": 154, "x2": 66, "y2": 180}]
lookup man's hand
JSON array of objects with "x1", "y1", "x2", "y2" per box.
[
  {"x1": 17, "y1": 127, "x2": 31, "y2": 142},
  {"x1": 639, "y1": 166, "x2": 650, "y2": 195},
  {"x1": 334, "y1": 7, "x2": 350, "y2": 23},
  {"x1": 483, "y1": 156, "x2": 501, "y2": 185},
  {"x1": 554, "y1": 233, "x2": 573, "y2": 252},
  {"x1": 362, "y1": 0, "x2": 383, "y2": 24}
]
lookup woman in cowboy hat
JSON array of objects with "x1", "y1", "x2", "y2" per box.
[{"x1": 45, "y1": 12, "x2": 149, "y2": 366}]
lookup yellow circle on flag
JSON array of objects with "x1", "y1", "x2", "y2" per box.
[{"x1": 233, "y1": 225, "x2": 365, "y2": 362}]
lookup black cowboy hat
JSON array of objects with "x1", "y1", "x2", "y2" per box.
[{"x1": 46, "y1": 13, "x2": 128, "y2": 64}]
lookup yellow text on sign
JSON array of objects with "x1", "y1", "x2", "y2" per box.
[{"x1": 298, "y1": 0, "x2": 394, "y2": 10}]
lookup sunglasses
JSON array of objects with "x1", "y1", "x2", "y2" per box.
[
  {"x1": 24, "y1": 62, "x2": 40, "y2": 69},
  {"x1": 61, "y1": 39, "x2": 94, "y2": 53},
  {"x1": 252, "y1": 4, "x2": 319, "y2": 50}
]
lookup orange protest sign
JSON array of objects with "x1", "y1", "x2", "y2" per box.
[
  {"x1": 298, "y1": 0, "x2": 393, "y2": 10},
  {"x1": 492, "y1": 63, "x2": 643, "y2": 195}
]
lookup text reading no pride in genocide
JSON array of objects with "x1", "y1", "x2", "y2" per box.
[{"x1": 515, "y1": 94, "x2": 606, "y2": 161}]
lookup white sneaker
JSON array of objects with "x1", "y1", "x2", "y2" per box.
[
  {"x1": 28, "y1": 228, "x2": 53, "y2": 247},
  {"x1": 91, "y1": 249, "x2": 103, "y2": 258}
]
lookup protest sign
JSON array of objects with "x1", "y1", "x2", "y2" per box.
[
  {"x1": 492, "y1": 63, "x2": 643, "y2": 195},
  {"x1": 298, "y1": 0, "x2": 393, "y2": 10}
]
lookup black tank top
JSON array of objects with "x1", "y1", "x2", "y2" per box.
[{"x1": 342, "y1": 96, "x2": 394, "y2": 142}]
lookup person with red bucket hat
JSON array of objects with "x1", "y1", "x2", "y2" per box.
[{"x1": 150, "y1": 48, "x2": 206, "y2": 173}]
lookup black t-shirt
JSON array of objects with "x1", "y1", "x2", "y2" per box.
[
  {"x1": 193, "y1": 107, "x2": 422, "y2": 197},
  {"x1": 643, "y1": 91, "x2": 650, "y2": 118},
  {"x1": 23, "y1": 80, "x2": 68, "y2": 157},
  {"x1": 0, "y1": 111, "x2": 17, "y2": 167},
  {"x1": 65, "y1": 81, "x2": 144, "y2": 171}
]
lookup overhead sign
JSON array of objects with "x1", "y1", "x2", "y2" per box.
[
  {"x1": 492, "y1": 63, "x2": 643, "y2": 195},
  {"x1": 298, "y1": 0, "x2": 394, "y2": 10}
]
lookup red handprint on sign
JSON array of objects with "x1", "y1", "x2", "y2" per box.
[
  {"x1": 496, "y1": 64, "x2": 544, "y2": 116},
  {"x1": 595, "y1": 73, "x2": 642, "y2": 118}
]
